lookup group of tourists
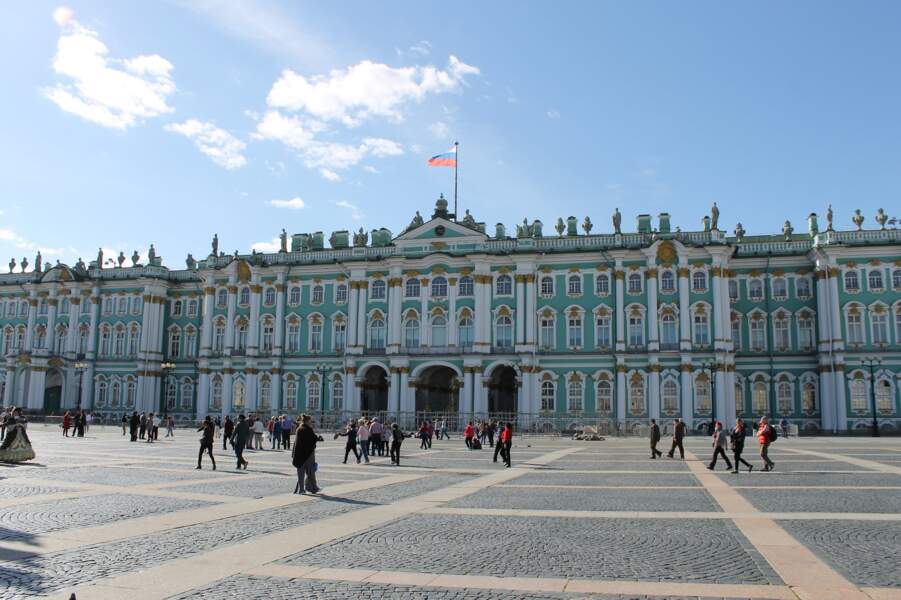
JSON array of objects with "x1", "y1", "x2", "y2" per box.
[
  {"x1": 123, "y1": 412, "x2": 174, "y2": 442},
  {"x1": 60, "y1": 410, "x2": 92, "y2": 437},
  {"x1": 648, "y1": 415, "x2": 779, "y2": 473},
  {"x1": 463, "y1": 420, "x2": 514, "y2": 466}
]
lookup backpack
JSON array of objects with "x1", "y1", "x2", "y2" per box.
[{"x1": 766, "y1": 426, "x2": 777, "y2": 443}]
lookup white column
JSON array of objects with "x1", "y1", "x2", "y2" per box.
[
  {"x1": 463, "y1": 368, "x2": 474, "y2": 415},
  {"x1": 525, "y1": 274, "x2": 536, "y2": 345},
  {"x1": 819, "y1": 366, "x2": 835, "y2": 432},
  {"x1": 3, "y1": 364, "x2": 15, "y2": 406},
  {"x1": 834, "y1": 362, "x2": 848, "y2": 430},
  {"x1": 244, "y1": 370, "x2": 258, "y2": 412},
  {"x1": 828, "y1": 272, "x2": 843, "y2": 352},
  {"x1": 712, "y1": 267, "x2": 724, "y2": 350},
  {"x1": 66, "y1": 294, "x2": 79, "y2": 354},
  {"x1": 448, "y1": 278, "x2": 458, "y2": 347},
  {"x1": 399, "y1": 369, "x2": 410, "y2": 412},
  {"x1": 224, "y1": 283, "x2": 237, "y2": 352},
  {"x1": 647, "y1": 269, "x2": 659, "y2": 351},
  {"x1": 357, "y1": 281, "x2": 369, "y2": 349},
  {"x1": 388, "y1": 276, "x2": 402, "y2": 352},
  {"x1": 46, "y1": 291, "x2": 58, "y2": 349},
  {"x1": 723, "y1": 367, "x2": 736, "y2": 428},
  {"x1": 476, "y1": 371, "x2": 488, "y2": 416},
  {"x1": 715, "y1": 367, "x2": 727, "y2": 426},
  {"x1": 815, "y1": 272, "x2": 830, "y2": 353},
  {"x1": 27, "y1": 365, "x2": 47, "y2": 410},
  {"x1": 197, "y1": 370, "x2": 210, "y2": 421},
  {"x1": 648, "y1": 366, "x2": 660, "y2": 420},
  {"x1": 221, "y1": 369, "x2": 233, "y2": 416},
  {"x1": 517, "y1": 368, "x2": 530, "y2": 414},
  {"x1": 271, "y1": 369, "x2": 282, "y2": 414},
  {"x1": 80, "y1": 364, "x2": 94, "y2": 410},
  {"x1": 247, "y1": 281, "x2": 261, "y2": 355},
  {"x1": 616, "y1": 366, "x2": 626, "y2": 426},
  {"x1": 614, "y1": 269, "x2": 625, "y2": 351},
  {"x1": 200, "y1": 280, "x2": 215, "y2": 354},
  {"x1": 344, "y1": 371, "x2": 356, "y2": 412},
  {"x1": 274, "y1": 278, "x2": 286, "y2": 355},
  {"x1": 347, "y1": 281, "x2": 359, "y2": 349},
  {"x1": 474, "y1": 272, "x2": 490, "y2": 352},
  {"x1": 418, "y1": 278, "x2": 428, "y2": 346},
  {"x1": 515, "y1": 275, "x2": 525, "y2": 344},
  {"x1": 24, "y1": 294, "x2": 37, "y2": 350},
  {"x1": 681, "y1": 364, "x2": 693, "y2": 428},
  {"x1": 389, "y1": 368, "x2": 401, "y2": 413},
  {"x1": 678, "y1": 266, "x2": 691, "y2": 351},
  {"x1": 87, "y1": 289, "x2": 100, "y2": 358}
]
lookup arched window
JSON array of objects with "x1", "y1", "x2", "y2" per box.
[
  {"x1": 166, "y1": 379, "x2": 178, "y2": 409},
  {"x1": 333, "y1": 320, "x2": 346, "y2": 352},
  {"x1": 798, "y1": 313, "x2": 815, "y2": 350},
  {"x1": 877, "y1": 380, "x2": 893, "y2": 412},
  {"x1": 2, "y1": 327, "x2": 12, "y2": 355},
  {"x1": 628, "y1": 273, "x2": 642, "y2": 294},
  {"x1": 567, "y1": 313, "x2": 582, "y2": 347},
  {"x1": 661, "y1": 271, "x2": 676, "y2": 294},
  {"x1": 405, "y1": 278, "x2": 420, "y2": 298},
  {"x1": 495, "y1": 274, "x2": 512, "y2": 296},
  {"x1": 752, "y1": 381, "x2": 768, "y2": 414},
  {"x1": 236, "y1": 320, "x2": 248, "y2": 352},
  {"x1": 629, "y1": 374, "x2": 645, "y2": 414},
  {"x1": 750, "y1": 317, "x2": 766, "y2": 351},
  {"x1": 233, "y1": 379, "x2": 245, "y2": 410},
  {"x1": 117, "y1": 297, "x2": 128, "y2": 315},
  {"x1": 692, "y1": 271, "x2": 707, "y2": 291},
  {"x1": 495, "y1": 315, "x2": 513, "y2": 349},
  {"x1": 893, "y1": 269, "x2": 901, "y2": 291},
  {"x1": 168, "y1": 327, "x2": 181, "y2": 358},
  {"x1": 131, "y1": 296, "x2": 142, "y2": 315},
  {"x1": 307, "y1": 378, "x2": 321, "y2": 410},
  {"x1": 260, "y1": 319, "x2": 274, "y2": 353},
  {"x1": 850, "y1": 377, "x2": 867, "y2": 411},
  {"x1": 187, "y1": 299, "x2": 198, "y2": 317},
  {"x1": 662, "y1": 379, "x2": 679, "y2": 414},
  {"x1": 594, "y1": 314, "x2": 611, "y2": 348},
  {"x1": 693, "y1": 310, "x2": 709, "y2": 346},
  {"x1": 96, "y1": 380, "x2": 108, "y2": 407},
  {"x1": 286, "y1": 320, "x2": 300, "y2": 353},
  {"x1": 332, "y1": 377, "x2": 344, "y2": 410},
  {"x1": 695, "y1": 375, "x2": 711, "y2": 413},
  {"x1": 80, "y1": 325, "x2": 91, "y2": 355},
  {"x1": 125, "y1": 379, "x2": 136, "y2": 408},
  {"x1": 844, "y1": 271, "x2": 859, "y2": 292},
  {"x1": 100, "y1": 325, "x2": 111, "y2": 356},
  {"x1": 284, "y1": 375, "x2": 297, "y2": 410},
  {"x1": 772, "y1": 278, "x2": 787, "y2": 299},
  {"x1": 660, "y1": 313, "x2": 677, "y2": 346},
  {"x1": 370, "y1": 280, "x2": 386, "y2": 300},
  {"x1": 238, "y1": 286, "x2": 250, "y2": 306},
  {"x1": 458, "y1": 316, "x2": 473, "y2": 348},
  {"x1": 749, "y1": 279, "x2": 763, "y2": 300},
  {"x1": 259, "y1": 376, "x2": 271, "y2": 410},
  {"x1": 796, "y1": 278, "x2": 811, "y2": 299},
  {"x1": 311, "y1": 285, "x2": 324, "y2": 304},
  {"x1": 37, "y1": 299, "x2": 48, "y2": 316},
  {"x1": 172, "y1": 300, "x2": 183, "y2": 317},
  {"x1": 34, "y1": 326, "x2": 46, "y2": 350},
  {"x1": 431, "y1": 316, "x2": 447, "y2": 347},
  {"x1": 567, "y1": 275, "x2": 582, "y2": 296},
  {"x1": 628, "y1": 313, "x2": 643, "y2": 346},
  {"x1": 54, "y1": 326, "x2": 67, "y2": 354},
  {"x1": 335, "y1": 283, "x2": 348, "y2": 303},
  {"x1": 735, "y1": 381, "x2": 744, "y2": 416},
  {"x1": 216, "y1": 288, "x2": 228, "y2": 307},
  {"x1": 369, "y1": 318, "x2": 386, "y2": 349},
  {"x1": 181, "y1": 380, "x2": 194, "y2": 410},
  {"x1": 540, "y1": 276, "x2": 554, "y2": 296},
  {"x1": 404, "y1": 318, "x2": 420, "y2": 349},
  {"x1": 871, "y1": 310, "x2": 889, "y2": 344},
  {"x1": 289, "y1": 286, "x2": 301, "y2": 305},
  {"x1": 309, "y1": 319, "x2": 323, "y2": 351},
  {"x1": 567, "y1": 377, "x2": 583, "y2": 411},
  {"x1": 596, "y1": 379, "x2": 612, "y2": 413},
  {"x1": 802, "y1": 382, "x2": 817, "y2": 412},
  {"x1": 777, "y1": 381, "x2": 792, "y2": 413},
  {"x1": 540, "y1": 380, "x2": 555, "y2": 412},
  {"x1": 114, "y1": 326, "x2": 126, "y2": 357},
  {"x1": 210, "y1": 376, "x2": 222, "y2": 410},
  {"x1": 846, "y1": 308, "x2": 864, "y2": 344},
  {"x1": 868, "y1": 270, "x2": 884, "y2": 290},
  {"x1": 595, "y1": 273, "x2": 610, "y2": 296},
  {"x1": 727, "y1": 278, "x2": 738, "y2": 300},
  {"x1": 458, "y1": 276, "x2": 474, "y2": 297},
  {"x1": 110, "y1": 380, "x2": 121, "y2": 408},
  {"x1": 540, "y1": 314, "x2": 555, "y2": 349},
  {"x1": 213, "y1": 318, "x2": 226, "y2": 352},
  {"x1": 431, "y1": 277, "x2": 448, "y2": 297},
  {"x1": 774, "y1": 313, "x2": 790, "y2": 350},
  {"x1": 263, "y1": 287, "x2": 276, "y2": 306}
]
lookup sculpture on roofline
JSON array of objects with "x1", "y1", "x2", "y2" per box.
[
  {"x1": 147, "y1": 244, "x2": 156, "y2": 264},
  {"x1": 826, "y1": 204, "x2": 834, "y2": 231},
  {"x1": 20, "y1": 257, "x2": 28, "y2": 273},
  {"x1": 711, "y1": 202, "x2": 719, "y2": 231},
  {"x1": 186, "y1": 254, "x2": 196, "y2": 270},
  {"x1": 875, "y1": 208, "x2": 887, "y2": 230},
  {"x1": 211, "y1": 233, "x2": 219, "y2": 256},
  {"x1": 34, "y1": 252, "x2": 41, "y2": 273},
  {"x1": 852, "y1": 209, "x2": 864, "y2": 231},
  {"x1": 555, "y1": 217, "x2": 565, "y2": 236},
  {"x1": 280, "y1": 229, "x2": 288, "y2": 253},
  {"x1": 612, "y1": 208, "x2": 622, "y2": 234},
  {"x1": 74, "y1": 258, "x2": 86, "y2": 275},
  {"x1": 132, "y1": 250, "x2": 140, "y2": 266},
  {"x1": 117, "y1": 252, "x2": 125, "y2": 268},
  {"x1": 96, "y1": 248, "x2": 103, "y2": 267},
  {"x1": 782, "y1": 220, "x2": 794, "y2": 240},
  {"x1": 408, "y1": 211, "x2": 424, "y2": 231},
  {"x1": 353, "y1": 227, "x2": 368, "y2": 247},
  {"x1": 462, "y1": 209, "x2": 476, "y2": 227},
  {"x1": 583, "y1": 216, "x2": 593, "y2": 235},
  {"x1": 8, "y1": 258, "x2": 15, "y2": 273}
]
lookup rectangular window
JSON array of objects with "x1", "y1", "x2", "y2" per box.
[
  {"x1": 774, "y1": 319, "x2": 790, "y2": 350},
  {"x1": 628, "y1": 316, "x2": 643, "y2": 346},
  {"x1": 693, "y1": 314, "x2": 709, "y2": 345},
  {"x1": 310, "y1": 323, "x2": 322, "y2": 351},
  {"x1": 750, "y1": 320, "x2": 765, "y2": 351},
  {"x1": 798, "y1": 318, "x2": 814, "y2": 350},
  {"x1": 595, "y1": 316, "x2": 611, "y2": 348},
  {"x1": 731, "y1": 319, "x2": 741, "y2": 349},
  {"x1": 287, "y1": 323, "x2": 300, "y2": 353},
  {"x1": 872, "y1": 313, "x2": 888, "y2": 344},
  {"x1": 540, "y1": 317, "x2": 555, "y2": 349},
  {"x1": 567, "y1": 317, "x2": 582, "y2": 347},
  {"x1": 847, "y1": 313, "x2": 864, "y2": 344},
  {"x1": 333, "y1": 323, "x2": 346, "y2": 352}
]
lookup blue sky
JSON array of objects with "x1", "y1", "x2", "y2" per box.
[{"x1": 2, "y1": 1, "x2": 900, "y2": 270}]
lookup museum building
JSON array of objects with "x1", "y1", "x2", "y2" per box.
[{"x1": 1, "y1": 196, "x2": 899, "y2": 432}]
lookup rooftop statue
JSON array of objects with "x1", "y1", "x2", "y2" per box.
[
  {"x1": 148, "y1": 244, "x2": 156, "y2": 263},
  {"x1": 34, "y1": 251, "x2": 42, "y2": 273},
  {"x1": 555, "y1": 217, "x2": 565, "y2": 236},
  {"x1": 74, "y1": 257, "x2": 86, "y2": 275},
  {"x1": 826, "y1": 204, "x2": 834, "y2": 231},
  {"x1": 8, "y1": 258, "x2": 15, "y2": 273},
  {"x1": 21, "y1": 257, "x2": 28, "y2": 273},
  {"x1": 96, "y1": 248, "x2": 103, "y2": 267},
  {"x1": 117, "y1": 252, "x2": 126, "y2": 268},
  {"x1": 186, "y1": 254, "x2": 196, "y2": 270},
  {"x1": 408, "y1": 211, "x2": 424, "y2": 231},
  {"x1": 280, "y1": 228, "x2": 288, "y2": 253},
  {"x1": 132, "y1": 250, "x2": 140, "y2": 266},
  {"x1": 211, "y1": 233, "x2": 219, "y2": 256},
  {"x1": 711, "y1": 202, "x2": 719, "y2": 231},
  {"x1": 462, "y1": 209, "x2": 476, "y2": 227},
  {"x1": 852, "y1": 209, "x2": 864, "y2": 231},
  {"x1": 734, "y1": 223, "x2": 745, "y2": 241},
  {"x1": 353, "y1": 227, "x2": 368, "y2": 247},
  {"x1": 582, "y1": 216, "x2": 593, "y2": 235},
  {"x1": 612, "y1": 208, "x2": 622, "y2": 234},
  {"x1": 783, "y1": 220, "x2": 794, "y2": 240},
  {"x1": 876, "y1": 208, "x2": 888, "y2": 230}
]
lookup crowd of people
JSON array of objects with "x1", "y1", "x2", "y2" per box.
[{"x1": 649, "y1": 415, "x2": 781, "y2": 473}]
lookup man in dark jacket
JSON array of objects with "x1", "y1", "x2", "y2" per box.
[
  {"x1": 338, "y1": 421, "x2": 360, "y2": 464},
  {"x1": 649, "y1": 419, "x2": 662, "y2": 458},
  {"x1": 667, "y1": 418, "x2": 686, "y2": 459},
  {"x1": 231, "y1": 414, "x2": 250, "y2": 469},
  {"x1": 293, "y1": 414, "x2": 324, "y2": 494},
  {"x1": 129, "y1": 411, "x2": 140, "y2": 442},
  {"x1": 223, "y1": 416, "x2": 234, "y2": 450},
  {"x1": 390, "y1": 423, "x2": 409, "y2": 466},
  {"x1": 196, "y1": 416, "x2": 216, "y2": 470}
]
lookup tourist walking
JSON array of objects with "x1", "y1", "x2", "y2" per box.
[
  {"x1": 707, "y1": 421, "x2": 733, "y2": 471},
  {"x1": 779, "y1": 418, "x2": 789, "y2": 438},
  {"x1": 500, "y1": 422, "x2": 513, "y2": 467},
  {"x1": 758, "y1": 416, "x2": 776, "y2": 471},
  {"x1": 62, "y1": 411, "x2": 71, "y2": 437},
  {"x1": 121, "y1": 413, "x2": 128, "y2": 436},
  {"x1": 338, "y1": 421, "x2": 361, "y2": 464},
  {"x1": 129, "y1": 411, "x2": 139, "y2": 442},
  {"x1": 390, "y1": 422, "x2": 409, "y2": 466},
  {"x1": 223, "y1": 415, "x2": 234, "y2": 450},
  {"x1": 464, "y1": 421, "x2": 475, "y2": 449},
  {"x1": 649, "y1": 419, "x2": 662, "y2": 458},
  {"x1": 271, "y1": 417, "x2": 282, "y2": 449},
  {"x1": 165, "y1": 415, "x2": 175, "y2": 438},
  {"x1": 357, "y1": 419, "x2": 370, "y2": 463},
  {"x1": 667, "y1": 418, "x2": 686, "y2": 459},
  {"x1": 438, "y1": 419, "x2": 450, "y2": 440},
  {"x1": 252, "y1": 417, "x2": 265, "y2": 450},
  {"x1": 231, "y1": 414, "x2": 250, "y2": 469},
  {"x1": 730, "y1": 418, "x2": 753, "y2": 473},
  {"x1": 139, "y1": 412, "x2": 147, "y2": 440},
  {"x1": 418, "y1": 422, "x2": 430, "y2": 449},
  {"x1": 292, "y1": 414, "x2": 323, "y2": 494},
  {"x1": 369, "y1": 418, "x2": 383, "y2": 456},
  {"x1": 196, "y1": 416, "x2": 216, "y2": 470},
  {"x1": 214, "y1": 416, "x2": 221, "y2": 438},
  {"x1": 281, "y1": 415, "x2": 293, "y2": 450}
]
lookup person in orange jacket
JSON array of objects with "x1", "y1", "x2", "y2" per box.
[
  {"x1": 500, "y1": 422, "x2": 513, "y2": 467},
  {"x1": 757, "y1": 416, "x2": 776, "y2": 471},
  {"x1": 464, "y1": 421, "x2": 475, "y2": 449}
]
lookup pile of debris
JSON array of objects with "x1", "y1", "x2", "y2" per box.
[{"x1": 571, "y1": 426, "x2": 605, "y2": 441}]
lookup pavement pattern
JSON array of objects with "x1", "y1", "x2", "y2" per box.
[{"x1": 0, "y1": 424, "x2": 899, "y2": 600}]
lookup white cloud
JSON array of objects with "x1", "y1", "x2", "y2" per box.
[
  {"x1": 43, "y1": 9, "x2": 175, "y2": 129},
  {"x1": 362, "y1": 137, "x2": 403, "y2": 157},
  {"x1": 0, "y1": 227, "x2": 71, "y2": 267},
  {"x1": 335, "y1": 200, "x2": 363, "y2": 220},
  {"x1": 267, "y1": 197, "x2": 305, "y2": 209},
  {"x1": 251, "y1": 238, "x2": 280, "y2": 253},
  {"x1": 164, "y1": 119, "x2": 247, "y2": 169},
  {"x1": 319, "y1": 168, "x2": 340, "y2": 181},
  {"x1": 408, "y1": 40, "x2": 432, "y2": 57},
  {"x1": 266, "y1": 55, "x2": 479, "y2": 127},
  {"x1": 363, "y1": 165, "x2": 379, "y2": 174},
  {"x1": 546, "y1": 109, "x2": 560, "y2": 119},
  {"x1": 429, "y1": 121, "x2": 450, "y2": 138},
  {"x1": 252, "y1": 110, "x2": 319, "y2": 149}
]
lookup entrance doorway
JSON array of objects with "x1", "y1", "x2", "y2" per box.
[
  {"x1": 488, "y1": 365, "x2": 517, "y2": 414},
  {"x1": 415, "y1": 366, "x2": 458, "y2": 413},
  {"x1": 43, "y1": 369, "x2": 63, "y2": 414},
  {"x1": 360, "y1": 366, "x2": 388, "y2": 412}
]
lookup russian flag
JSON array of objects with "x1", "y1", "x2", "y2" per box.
[{"x1": 427, "y1": 146, "x2": 457, "y2": 167}]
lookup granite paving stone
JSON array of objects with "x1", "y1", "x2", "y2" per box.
[
  {"x1": 448, "y1": 486, "x2": 721, "y2": 512},
  {"x1": 738, "y1": 488, "x2": 901, "y2": 514}
]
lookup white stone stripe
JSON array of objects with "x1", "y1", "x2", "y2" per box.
[
  {"x1": 781, "y1": 448, "x2": 901, "y2": 475},
  {"x1": 422, "y1": 506, "x2": 901, "y2": 521}
]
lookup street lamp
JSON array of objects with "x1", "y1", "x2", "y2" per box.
[
  {"x1": 315, "y1": 362, "x2": 329, "y2": 424},
  {"x1": 861, "y1": 356, "x2": 882, "y2": 437},
  {"x1": 160, "y1": 361, "x2": 176, "y2": 413},
  {"x1": 700, "y1": 360, "x2": 717, "y2": 432},
  {"x1": 74, "y1": 361, "x2": 89, "y2": 410}
]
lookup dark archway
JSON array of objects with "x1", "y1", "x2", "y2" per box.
[
  {"x1": 43, "y1": 368, "x2": 63, "y2": 414},
  {"x1": 415, "y1": 366, "x2": 458, "y2": 413},
  {"x1": 360, "y1": 366, "x2": 388, "y2": 412},
  {"x1": 488, "y1": 365, "x2": 517, "y2": 414}
]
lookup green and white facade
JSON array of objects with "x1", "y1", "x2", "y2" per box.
[{"x1": 2, "y1": 198, "x2": 900, "y2": 432}]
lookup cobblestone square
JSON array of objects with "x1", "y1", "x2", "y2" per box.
[{"x1": 1, "y1": 426, "x2": 900, "y2": 599}]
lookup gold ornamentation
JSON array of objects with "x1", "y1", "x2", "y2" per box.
[{"x1": 656, "y1": 240, "x2": 677, "y2": 263}]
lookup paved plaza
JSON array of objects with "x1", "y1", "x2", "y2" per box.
[{"x1": 0, "y1": 426, "x2": 900, "y2": 599}]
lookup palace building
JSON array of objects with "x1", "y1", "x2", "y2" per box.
[{"x1": 1, "y1": 196, "x2": 899, "y2": 433}]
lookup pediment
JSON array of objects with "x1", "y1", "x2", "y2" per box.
[{"x1": 393, "y1": 218, "x2": 487, "y2": 245}]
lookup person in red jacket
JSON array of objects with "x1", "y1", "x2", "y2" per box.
[
  {"x1": 464, "y1": 421, "x2": 475, "y2": 449},
  {"x1": 757, "y1": 416, "x2": 776, "y2": 471},
  {"x1": 62, "y1": 411, "x2": 71, "y2": 437},
  {"x1": 500, "y1": 422, "x2": 513, "y2": 467}
]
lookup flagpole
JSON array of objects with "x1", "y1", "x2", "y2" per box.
[{"x1": 453, "y1": 141, "x2": 459, "y2": 222}]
